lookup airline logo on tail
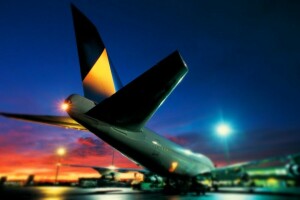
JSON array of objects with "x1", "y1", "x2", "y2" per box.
[
  {"x1": 82, "y1": 49, "x2": 115, "y2": 99},
  {"x1": 71, "y1": 4, "x2": 122, "y2": 103}
]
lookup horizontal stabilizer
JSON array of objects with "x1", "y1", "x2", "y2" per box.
[
  {"x1": 0, "y1": 112, "x2": 86, "y2": 130},
  {"x1": 87, "y1": 51, "x2": 188, "y2": 130},
  {"x1": 63, "y1": 164, "x2": 148, "y2": 175}
]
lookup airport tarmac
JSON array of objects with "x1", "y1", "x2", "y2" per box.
[{"x1": 1, "y1": 186, "x2": 300, "y2": 200}]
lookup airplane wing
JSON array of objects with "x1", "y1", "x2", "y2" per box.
[{"x1": 0, "y1": 112, "x2": 87, "y2": 131}]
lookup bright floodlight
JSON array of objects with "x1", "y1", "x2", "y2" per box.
[
  {"x1": 216, "y1": 123, "x2": 231, "y2": 137},
  {"x1": 57, "y1": 147, "x2": 66, "y2": 156}
]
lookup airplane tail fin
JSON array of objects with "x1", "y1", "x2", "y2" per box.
[
  {"x1": 87, "y1": 51, "x2": 188, "y2": 131},
  {"x1": 71, "y1": 4, "x2": 122, "y2": 103}
]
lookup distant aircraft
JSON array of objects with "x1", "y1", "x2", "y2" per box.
[{"x1": 1, "y1": 4, "x2": 299, "y2": 194}]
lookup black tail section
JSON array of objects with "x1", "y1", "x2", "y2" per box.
[
  {"x1": 87, "y1": 51, "x2": 188, "y2": 131},
  {"x1": 71, "y1": 4, "x2": 104, "y2": 78}
]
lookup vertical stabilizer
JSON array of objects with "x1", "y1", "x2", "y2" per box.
[{"x1": 71, "y1": 4, "x2": 122, "y2": 103}]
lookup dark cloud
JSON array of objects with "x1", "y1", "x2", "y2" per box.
[
  {"x1": 163, "y1": 134, "x2": 188, "y2": 145},
  {"x1": 68, "y1": 136, "x2": 112, "y2": 158},
  {"x1": 77, "y1": 137, "x2": 100, "y2": 147}
]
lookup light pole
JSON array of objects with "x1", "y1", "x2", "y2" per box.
[
  {"x1": 54, "y1": 147, "x2": 66, "y2": 185},
  {"x1": 216, "y1": 123, "x2": 231, "y2": 165}
]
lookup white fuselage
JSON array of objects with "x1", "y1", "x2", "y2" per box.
[{"x1": 67, "y1": 94, "x2": 215, "y2": 178}]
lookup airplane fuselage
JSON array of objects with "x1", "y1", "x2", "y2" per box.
[{"x1": 67, "y1": 94, "x2": 215, "y2": 178}]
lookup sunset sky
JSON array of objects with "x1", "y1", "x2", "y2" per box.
[{"x1": 1, "y1": 0, "x2": 300, "y2": 181}]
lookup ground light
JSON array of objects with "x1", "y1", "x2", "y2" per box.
[
  {"x1": 216, "y1": 123, "x2": 232, "y2": 165},
  {"x1": 57, "y1": 147, "x2": 66, "y2": 156},
  {"x1": 55, "y1": 147, "x2": 66, "y2": 184}
]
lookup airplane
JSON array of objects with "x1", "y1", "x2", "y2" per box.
[{"x1": 1, "y1": 4, "x2": 299, "y2": 195}]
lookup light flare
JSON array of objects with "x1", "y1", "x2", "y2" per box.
[{"x1": 61, "y1": 102, "x2": 70, "y2": 111}]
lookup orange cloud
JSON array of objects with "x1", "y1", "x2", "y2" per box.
[{"x1": 0, "y1": 125, "x2": 139, "y2": 182}]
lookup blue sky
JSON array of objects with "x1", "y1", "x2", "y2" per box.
[{"x1": 0, "y1": 0, "x2": 300, "y2": 178}]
